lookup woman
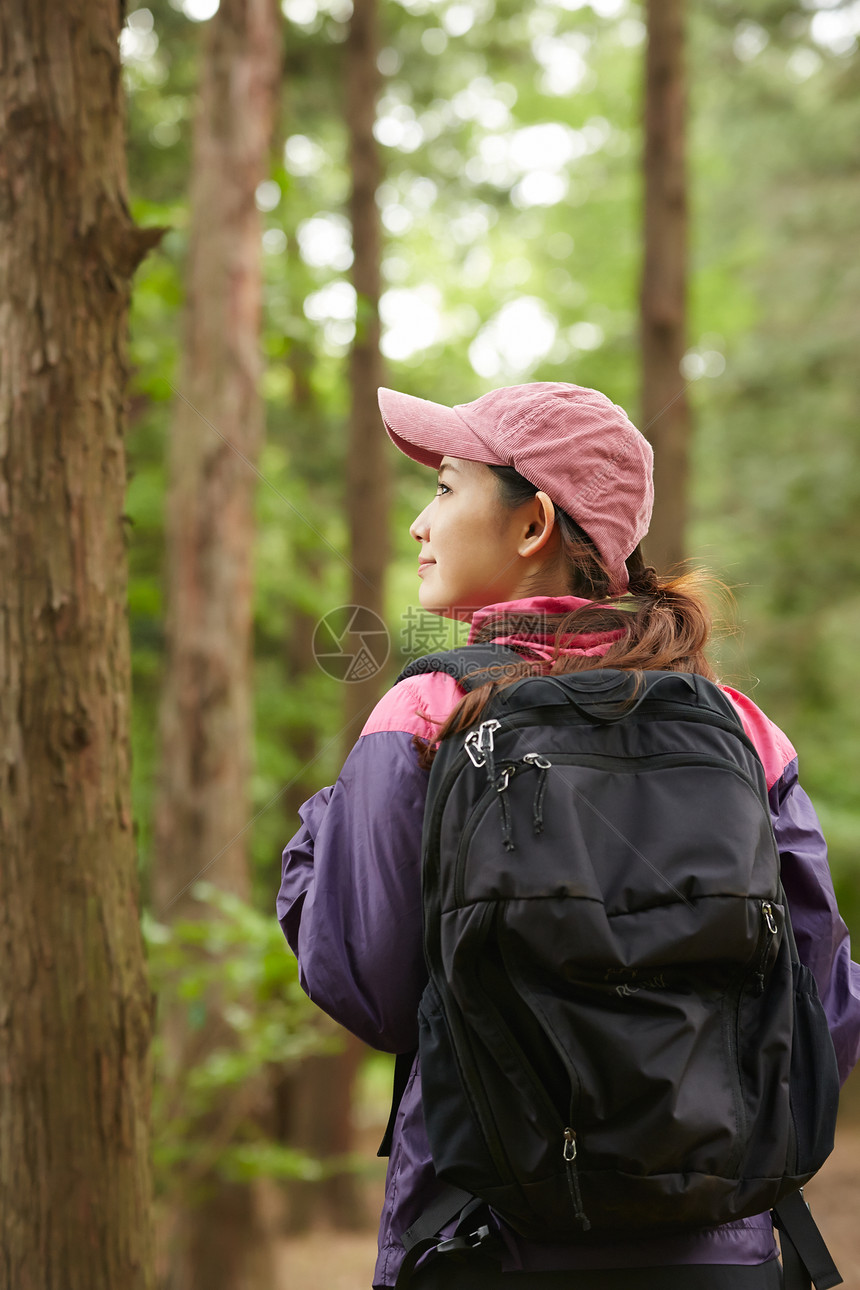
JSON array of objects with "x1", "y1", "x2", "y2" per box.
[{"x1": 278, "y1": 381, "x2": 860, "y2": 1289}]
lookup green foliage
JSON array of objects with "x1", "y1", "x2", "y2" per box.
[{"x1": 144, "y1": 883, "x2": 335, "y2": 1192}]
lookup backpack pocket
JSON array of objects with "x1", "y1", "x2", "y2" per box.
[
  {"x1": 421, "y1": 922, "x2": 596, "y2": 1236},
  {"x1": 787, "y1": 960, "x2": 839, "y2": 1178},
  {"x1": 420, "y1": 902, "x2": 580, "y2": 1226},
  {"x1": 418, "y1": 974, "x2": 515, "y2": 1193}
]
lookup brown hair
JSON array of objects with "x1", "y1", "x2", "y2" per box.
[{"x1": 409, "y1": 463, "x2": 719, "y2": 771}]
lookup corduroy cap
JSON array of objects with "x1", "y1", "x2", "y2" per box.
[{"x1": 378, "y1": 381, "x2": 654, "y2": 593}]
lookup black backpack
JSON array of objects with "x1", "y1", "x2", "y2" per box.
[{"x1": 384, "y1": 645, "x2": 843, "y2": 1290}]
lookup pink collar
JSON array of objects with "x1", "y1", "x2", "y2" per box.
[
  {"x1": 466, "y1": 595, "x2": 596, "y2": 645},
  {"x1": 466, "y1": 595, "x2": 624, "y2": 659}
]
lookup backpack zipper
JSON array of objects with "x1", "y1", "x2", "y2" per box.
[
  {"x1": 464, "y1": 719, "x2": 501, "y2": 773},
  {"x1": 445, "y1": 901, "x2": 587, "y2": 1197},
  {"x1": 465, "y1": 720, "x2": 514, "y2": 847},
  {"x1": 496, "y1": 763, "x2": 517, "y2": 852},
  {"x1": 453, "y1": 748, "x2": 770, "y2": 910},
  {"x1": 754, "y1": 900, "x2": 779, "y2": 994},
  {"x1": 563, "y1": 1127, "x2": 591, "y2": 1231},
  {"x1": 454, "y1": 756, "x2": 552, "y2": 904},
  {"x1": 723, "y1": 898, "x2": 783, "y2": 1174},
  {"x1": 523, "y1": 752, "x2": 552, "y2": 833}
]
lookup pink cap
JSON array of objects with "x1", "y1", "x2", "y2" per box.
[{"x1": 378, "y1": 381, "x2": 654, "y2": 593}]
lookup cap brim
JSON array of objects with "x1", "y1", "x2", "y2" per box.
[{"x1": 378, "y1": 387, "x2": 506, "y2": 469}]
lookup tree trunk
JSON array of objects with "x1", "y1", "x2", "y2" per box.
[
  {"x1": 151, "y1": 1, "x2": 281, "y2": 1286},
  {"x1": 274, "y1": 592, "x2": 321, "y2": 1233},
  {"x1": 640, "y1": 0, "x2": 690, "y2": 574},
  {"x1": 0, "y1": 2, "x2": 161, "y2": 1286},
  {"x1": 270, "y1": 288, "x2": 371, "y2": 1229},
  {"x1": 283, "y1": 0, "x2": 393, "y2": 1232},
  {"x1": 345, "y1": 0, "x2": 390, "y2": 745}
]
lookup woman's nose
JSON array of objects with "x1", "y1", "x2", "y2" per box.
[{"x1": 409, "y1": 504, "x2": 430, "y2": 543}]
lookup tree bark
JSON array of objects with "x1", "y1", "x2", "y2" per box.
[
  {"x1": 640, "y1": 0, "x2": 690, "y2": 574},
  {"x1": 271, "y1": 264, "x2": 369, "y2": 1230},
  {"x1": 273, "y1": 586, "x2": 322, "y2": 1234},
  {"x1": 344, "y1": 0, "x2": 389, "y2": 749},
  {"x1": 283, "y1": 0, "x2": 393, "y2": 1232},
  {"x1": 0, "y1": 2, "x2": 161, "y2": 1286},
  {"x1": 151, "y1": 1, "x2": 281, "y2": 1286}
]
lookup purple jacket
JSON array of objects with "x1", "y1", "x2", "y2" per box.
[{"x1": 277, "y1": 595, "x2": 860, "y2": 1286}]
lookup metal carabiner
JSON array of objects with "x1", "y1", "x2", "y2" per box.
[
  {"x1": 496, "y1": 764, "x2": 516, "y2": 793},
  {"x1": 477, "y1": 719, "x2": 501, "y2": 755}
]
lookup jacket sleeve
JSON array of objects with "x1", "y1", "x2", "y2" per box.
[
  {"x1": 276, "y1": 682, "x2": 438, "y2": 1053},
  {"x1": 770, "y1": 756, "x2": 860, "y2": 1085}
]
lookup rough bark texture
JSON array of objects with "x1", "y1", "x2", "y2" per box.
[
  {"x1": 640, "y1": 0, "x2": 690, "y2": 573},
  {"x1": 0, "y1": 3, "x2": 161, "y2": 1287},
  {"x1": 151, "y1": 1, "x2": 281, "y2": 1286}
]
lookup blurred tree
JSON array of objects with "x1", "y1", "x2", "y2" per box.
[
  {"x1": 0, "y1": 1, "x2": 161, "y2": 1285},
  {"x1": 346, "y1": 0, "x2": 390, "y2": 659},
  {"x1": 150, "y1": 0, "x2": 282, "y2": 1286},
  {"x1": 641, "y1": 0, "x2": 691, "y2": 572},
  {"x1": 280, "y1": 0, "x2": 391, "y2": 1233},
  {"x1": 267, "y1": 418, "x2": 338, "y2": 1237}
]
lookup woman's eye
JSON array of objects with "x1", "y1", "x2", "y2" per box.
[{"x1": 435, "y1": 481, "x2": 451, "y2": 496}]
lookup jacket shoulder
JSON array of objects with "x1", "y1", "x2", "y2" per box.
[
  {"x1": 719, "y1": 684, "x2": 797, "y2": 790},
  {"x1": 359, "y1": 670, "x2": 464, "y2": 740}
]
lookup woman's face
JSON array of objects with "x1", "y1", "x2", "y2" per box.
[{"x1": 409, "y1": 456, "x2": 560, "y2": 620}]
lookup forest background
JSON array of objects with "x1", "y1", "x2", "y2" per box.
[
  {"x1": 130, "y1": 0, "x2": 860, "y2": 1279},
  {"x1": 127, "y1": 0, "x2": 860, "y2": 1278},
  {"x1": 2, "y1": 0, "x2": 858, "y2": 1286}
]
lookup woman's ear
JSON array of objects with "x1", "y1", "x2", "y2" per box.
[{"x1": 519, "y1": 491, "x2": 557, "y2": 555}]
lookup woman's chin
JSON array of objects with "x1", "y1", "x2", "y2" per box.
[
  {"x1": 417, "y1": 589, "x2": 446, "y2": 615},
  {"x1": 417, "y1": 580, "x2": 454, "y2": 618}
]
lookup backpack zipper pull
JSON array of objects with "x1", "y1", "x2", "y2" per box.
[
  {"x1": 464, "y1": 719, "x2": 500, "y2": 767},
  {"x1": 754, "y1": 901, "x2": 779, "y2": 994},
  {"x1": 477, "y1": 719, "x2": 500, "y2": 754},
  {"x1": 464, "y1": 718, "x2": 501, "y2": 785},
  {"x1": 496, "y1": 763, "x2": 517, "y2": 851},
  {"x1": 465, "y1": 720, "x2": 514, "y2": 847},
  {"x1": 563, "y1": 1128, "x2": 591, "y2": 1232},
  {"x1": 523, "y1": 753, "x2": 552, "y2": 834},
  {"x1": 478, "y1": 719, "x2": 500, "y2": 787}
]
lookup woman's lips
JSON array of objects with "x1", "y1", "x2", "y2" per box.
[{"x1": 418, "y1": 561, "x2": 435, "y2": 575}]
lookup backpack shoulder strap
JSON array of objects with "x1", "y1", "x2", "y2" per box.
[
  {"x1": 377, "y1": 1050, "x2": 416, "y2": 1159},
  {"x1": 773, "y1": 1190, "x2": 843, "y2": 1289},
  {"x1": 378, "y1": 646, "x2": 523, "y2": 1155},
  {"x1": 396, "y1": 643, "x2": 524, "y2": 693},
  {"x1": 394, "y1": 1187, "x2": 495, "y2": 1289}
]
